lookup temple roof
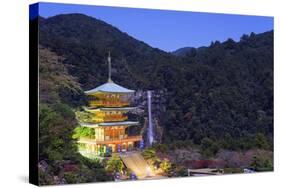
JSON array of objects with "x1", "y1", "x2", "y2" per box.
[
  {"x1": 85, "y1": 107, "x2": 136, "y2": 112},
  {"x1": 80, "y1": 121, "x2": 139, "y2": 127},
  {"x1": 99, "y1": 107, "x2": 136, "y2": 111},
  {"x1": 99, "y1": 121, "x2": 139, "y2": 126},
  {"x1": 85, "y1": 81, "x2": 135, "y2": 94}
]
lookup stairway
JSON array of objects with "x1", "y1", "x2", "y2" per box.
[{"x1": 119, "y1": 151, "x2": 153, "y2": 178}]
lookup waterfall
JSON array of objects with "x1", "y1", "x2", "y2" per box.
[{"x1": 147, "y1": 91, "x2": 154, "y2": 146}]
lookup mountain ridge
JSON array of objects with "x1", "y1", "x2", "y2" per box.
[{"x1": 37, "y1": 13, "x2": 273, "y2": 147}]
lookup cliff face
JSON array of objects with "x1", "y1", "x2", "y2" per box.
[{"x1": 132, "y1": 90, "x2": 166, "y2": 144}]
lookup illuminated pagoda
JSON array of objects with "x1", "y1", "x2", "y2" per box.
[{"x1": 78, "y1": 52, "x2": 142, "y2": 156}]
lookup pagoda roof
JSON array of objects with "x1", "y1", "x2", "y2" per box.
[
  {"x1": 85, "y1": 107, "x2": 136, "y2": 112},
  {"x1": 80, "y1": 121, "x2": 139, "y2": 127},
  {"x1": 100, "y1": 107, "x2": 136, "y2": 111},
  {"x1": 85, "y1": 81, "x2": 134, "y2": 94},
  {"x1": 99, "y1": 121, "x2": 139, "y2": 126}
]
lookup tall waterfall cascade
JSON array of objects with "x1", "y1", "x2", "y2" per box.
[{"x1": 147, "y1": 90, "x2": 154, "y2": 146}]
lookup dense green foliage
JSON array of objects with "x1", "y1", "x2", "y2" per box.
[
  {"x1": 73, "y1": 126, "x2": 95, "y2": 139},
  {"x1": 141, "y1": 148, "x2": 163, "y2": 169},
  {"x1": 250, "y1": 155, "x2": 273, "y2": 171},
  {"x1": 38, "y1": 47, "x2": 112, "y2": 185},
  {"x1": 39, "y1": 104, "x2": 112, "y2": 184},
  {"x1": 34, "y1": 13, "x2": 274, "y2": 183},
  {"x1": 105, "y1": 154, "x2": 124, "y2": 173},
  {"x1": 142, "y1": 149, "x2": 159, "y2": 165},
  {"x1": 170, "y1": 33, "x2": 273, "y2": 147},
  {"x1": 75, "y1": 110, "x2": 93, "y2": 123},
  {"x1": 39, "y1": 46, "x2": 85, "y2": 107},
  {"x1": 39, "y1": 103, "x2": 77, "y2": 161},
  {"x1": 199, "y1": 132, "x2": 271, "y2": 157},
  {"x1": 38, "y1": 14, "x2": 273, "y2": 152}
]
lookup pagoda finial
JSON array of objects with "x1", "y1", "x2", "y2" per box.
[{"x1": 107, "y1": 51, "x2": 113, "y2": 83}]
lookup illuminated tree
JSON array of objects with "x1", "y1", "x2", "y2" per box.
[
  {"x1": 160, "y1": 158, "x2": 172, "y2": 174},
  {"x1": 105, "y1": 154, "x2": 124, "y2": 173}
]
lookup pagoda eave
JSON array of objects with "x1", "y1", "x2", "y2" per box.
[
  {"x1": 78, "y1": 135, "x2": 142, "y2": 145},
  {"x1": 80, "y1": 121, "x2": 139, "y2": 127},
  {"x1": 84, "y1": 82, "x2": 135, "y2": 95},
  {"x1": 84, "y1": 106, "x2": 136, "y2": 112},
  {"x1": 99, "y1": 121, "x2": 139, "y2": 126}
]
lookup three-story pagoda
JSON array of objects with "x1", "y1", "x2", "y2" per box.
[{"x1": 78, "y1": 53, "x2": 142, "y2": 156}]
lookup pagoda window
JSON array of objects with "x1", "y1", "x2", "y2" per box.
[
  {"x1": 128, "y1": 142, "x2": 133, "y2": 151},
  {"x1": 122, "y1": 143, "x2": 126, "y2": 150}
]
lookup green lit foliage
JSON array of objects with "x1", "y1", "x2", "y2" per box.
[
  {"x1": 105, "y1": 154, "x2": 124, "y2": 173},
  {"x1": 75, "y1": 110, "x2": 93, "y2": 123},
  {"x1": 73, "y1": 126, "x2": 95, "y2": 139},
  {"x1": 142, "y1": 149, "x2": 157, "y2": 160},
  {"x1": 142, "y1": 149, "x2": 175, "y2": 176},
  {"x1": 160, "y1": 158, "x2": 172, "y2": 174},
  {"x1": 77, "y1": 143, "x2": 86, "y2": 150},
  {"x1": 142, "y1": 149, "x2": 161, "y2": 166}
]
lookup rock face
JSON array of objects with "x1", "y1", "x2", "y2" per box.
[
  {"x1": 131, "y1": 90, "x2": 166, "y2": 145},
  {"x1": 141, "y1": 118, "x2": 163, "y2": 145}
]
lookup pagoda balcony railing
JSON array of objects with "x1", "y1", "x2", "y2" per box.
[
  {"x1": 79, "y1": 135, "x2": 142, "y2": 144},
  {"x1": 89, "y1": 100, "x2": 129, "y2": 107},
  {"x1": 104, "y1": 115, "x2": 128, "y2": 122}
]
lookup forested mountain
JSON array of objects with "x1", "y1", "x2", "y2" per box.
[
  {"x1": 172, "y1": 46, "x2": 208, "y2": 56},
  {"x1": 172, "y1": 47, "x2": 194, "y2": 56},
  {"x1": 38, "y1": 13, "x2": 273, "y2": 150},
  {"x1": 39, "y1": 14, "x2": 174, "y2": 90}
]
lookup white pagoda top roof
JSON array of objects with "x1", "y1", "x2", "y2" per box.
[{"x1": 85, "y1": 81, "x2": 135, "y2": 94}]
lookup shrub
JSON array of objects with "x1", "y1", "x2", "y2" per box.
[
  {"x1": 160, "y1": 158, "x2": 172, "y2": 174},
  {"x1": 200, "y1": 137, "x2": 219, "y2": 157},
  {"x1": 105, "y1": 154, "x2": 124, "y2": 173}
]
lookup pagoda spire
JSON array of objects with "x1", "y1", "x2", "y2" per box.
[{"x1": 108, "y1": 51, "x2": 113, "y2": 83}]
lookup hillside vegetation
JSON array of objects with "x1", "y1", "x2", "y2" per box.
[
  {"x1": 35, "y1": 13, "x2": 273, "y2": 183},
  {"x1": 38, "y1": 47, "x2": 112, "y2": 185},
  {"x1": 38, "y1": 14, "x2": 273, "y2": 149}
]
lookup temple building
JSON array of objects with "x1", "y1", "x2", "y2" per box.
[{"x1": 77, "y1": 53, "x2": 142, "y2": 156}]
